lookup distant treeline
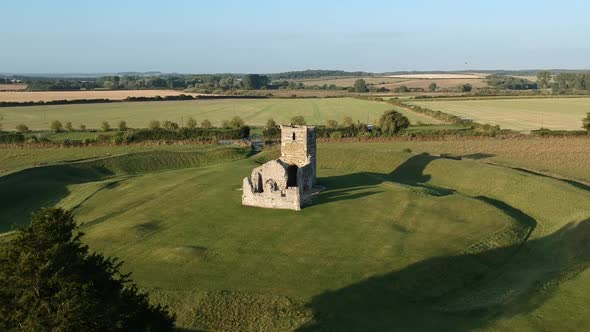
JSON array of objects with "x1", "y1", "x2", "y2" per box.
[
  {"x1": 268, "y1": 70, "x2": 370, "y2": 80},
  {"x1": 487, "y1": 75, "x2": 538, "y2": 90},
  {"x1": 20, "y1": 74, "x2": 275, "y2": 92}
]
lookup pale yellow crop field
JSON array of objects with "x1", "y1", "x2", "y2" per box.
[
  {"x1": 411, "y1": 97, "x2": 590, "y2": 131},
  {"x1": 0, "y1": 89, "x2": 204, "y2": 102}
]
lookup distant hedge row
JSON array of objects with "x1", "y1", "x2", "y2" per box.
[
  {"x1": 0, "y1": 133, "x2": 25, "y2": 144},
  {"x1": 114, "y1": 127, "x2": 250, "y2": 143}
]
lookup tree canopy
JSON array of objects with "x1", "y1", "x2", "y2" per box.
[
  {"x1": 0, "y1": 208, "x2": 175, "y2": 331},
  {"x1": 378, "y1": 110, "x2": 410, "y2": 135}
]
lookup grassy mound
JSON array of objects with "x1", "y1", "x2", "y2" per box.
[
  {"x1": 0, "y1": 143, "x2": 588, "y2": 330},
  {"x1": 0, "y1": 146, "x2": 249, "y2": 231}
]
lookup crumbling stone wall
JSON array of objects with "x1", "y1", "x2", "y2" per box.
[{"x1": 242, "y1": 125, "x2": 317, "y2": 211}]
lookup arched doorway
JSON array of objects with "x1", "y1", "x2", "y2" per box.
[{"x1": 287, "y1": 165, "x2": 298, "y2": 187}]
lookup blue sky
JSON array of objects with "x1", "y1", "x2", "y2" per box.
[{"x1": 1, "y1": 0, "x2": 589, "y2": 73}]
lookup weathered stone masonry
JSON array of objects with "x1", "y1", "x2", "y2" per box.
[{"x1": 242, "y1": 125, "x2": 317, "y2": 211}]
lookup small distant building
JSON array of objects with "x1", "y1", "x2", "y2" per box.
[{"x1": 242, "y1": 125, "x2": 317, "y2": 211}]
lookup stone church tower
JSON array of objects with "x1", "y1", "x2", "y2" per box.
[{"x1": 242, "y1": 125, "x2": 317, "y2": 210}]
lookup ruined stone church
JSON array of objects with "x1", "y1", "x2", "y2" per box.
[{"x1": 242, "y1": 125, "x2": 317, "y2": 211}]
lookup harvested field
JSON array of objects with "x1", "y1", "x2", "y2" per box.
[
  {"x1": 0, "y1": 89, "x2": 204, "y2": 103},
  {"x1": 0, "y1": 84, "x2": 27, "y2": 91},
  {"x1": 411, "y1": 97, "x2": 590, "y2": 131},
  {"x1": 297, "y1": 76, "x2": 407, "y2": 87},
  {"x1": 378, "y1": 78, "x2": 488, "y2": 90},
  {"x1": 386, "y1": 73, "x2": 486, "y2": 79}
]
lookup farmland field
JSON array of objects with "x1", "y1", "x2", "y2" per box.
[
  {"x1": 0, "y1": 140, "x2": 588, "y2": 330},
  {"x1": 0, "y1": 89, "x2": 203, "y2": 102},
  {"x1": 411, "y1": 97, "x2": 590, "y2": 131},
  {"x1": 0, "y1": 98, "x2": 428, "y2": 130},
  {"x1": 296, "y1": 75, "x2": 488, "y2": 91},
  {"x1": 0, "y1": 84, "x2": 27, "y2": 91}
]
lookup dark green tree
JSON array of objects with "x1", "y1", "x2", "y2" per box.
[
  {"x1": 325, "y1": 119, "x2": 338, "y2": 129},
  {"x1": 241, "y1": 74, "x2": 270, "y2": 89},
  {"x1": 341, "y1": 116, "x2": 354, "y2": 127},
  {"x1": 583, "y1": 112, "x2": 590, "y2": 133},
  {"x1": 378, "y1": 110, "x2": 410, "y2": 135},
  {"x1": 537, "y1": 71, "x2": 552, "y2": 90},
  {"x1": 15, "y1": 124, "x2": 29, "y2": 133},
  {"x1": 290, "y1": 116, "x2": 306, "y2": 125},
  {"x1": 50, "y1": 120, "x2": 63, "y2": 132},
  {"x1": 201, "y1": 119, "x2": 213, "y2": 128},
  {"x1": 101, "y1": 121, "x2": 111, "y2": 132},
  {"x1": 149, "y1": 120, "x2": 161, "y2": 130},
  {"x1": 428, "y1": 82, "x2": 437, "y2": 92},
  {"x1": 186, "y1": 117, "x2": 198, "y2": 129},
  {"x1": 0, "y1": 208, "x2": 175, "y2": 331},
  {"x1": 266, "y1": 118, "x2": 277, "y2": 129},
  {"x1": 353, "y1": 79, "x2": 368, "y2": 93},
  {"x1": 461, "y1": 84, "x2": 473, "y2": 92},
  {"x1": 229, "y1": 116, "x2": 245, "y2": 129},
  {"x1": 118, "y1": 120, "x2": 128, "y2": 131}
]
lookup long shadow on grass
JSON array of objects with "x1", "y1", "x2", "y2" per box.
[
  {"x1": 297, "y1": 218, "x2": 590, "y2": 331},
  {"x1": 304, "y1": 153, "x2": 590, "y2": 330},
  {"x1": 0, "y1": 163, "x2": 115, "y2": 232}
]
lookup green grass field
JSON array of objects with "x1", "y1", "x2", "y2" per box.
[
  {"x1": 0, "y1": 141, "x2": 588, "y2": 331},
  {"x1": 410, "y1": 97, "x2": 590, "y2": 131},
  {"x1": 0, "y1": 98, "x2": 431, "y2": 131}
]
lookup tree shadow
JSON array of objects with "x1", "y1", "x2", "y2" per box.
[
  {"x1": 0, "y1": 163, "x2": 115, "y2": 232},
  {"x1": 297, "y1": 218, "x2": 590, "y2": 331},
  {"x1": 463, "y1": 153, "x2": 496, "y2": 160},
  {"x1": 306, "y1": 152, "x2": 589, "y2": 330}
]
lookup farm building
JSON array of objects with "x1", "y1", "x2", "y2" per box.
[{"x1": 242, "y1": 125, "x2": 317, "y2": 210}]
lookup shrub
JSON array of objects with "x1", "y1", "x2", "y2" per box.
[
  {"x1": 118, "y1": 120, "x2": 128, "y2": 131},
  {"x1": 341, "y1": 116, "x2": 354, "y2": 127},
  {"x1": 583, "y1": 112, "x2": 590, "y2": 133},
  {"x1": 65, "y1": 121, "x2": 73, "y2": 131},
  {"x1": 325, "y1": 119, "x2": 338, "y2": 129},
  {"x1": 80, "y1": 124, "x2": 87, "y2": 131},
  {"x1": 101, "y1": 121, "x2": 111, "y2": 132},
  {"x1": 15, "y1": 124, "x2": 29, "y2": 133},
  {"x1": 186, "y1": 117, "x2": 197, "y2": 129},
  {"x1": 149, "y1": 120, "x2": 161, "y2": 130},
  {"x1": 50, "y1": 120, "x2": 63, "y2": 132},
  {"x1": 329, "y1": 131, "x2": 343, "y2": 139},
  {"x1": 229, "y1": 116, "x2": 245, "y2": 129},
  {"x1": 291, "y1": 116, "x2": 306, "y2": 125},
  {"x1": 0, "y1": 208, "x2": 175, "y2": 331},
  {"x1": 378, "y1": 110, "x2": 410, "y2": 135},
  {"x1": 162, "y1": 120, "x2": 179, "y2": 130},
  {"x1": 266, "y1": 118, "x2": 277, "y2": 129},
  {"x1": 0, "y1": 133, "x2": 25, "y2": 144},
  {"x1": 201, "y1": 119, "x2": 212, "y2": 128}
]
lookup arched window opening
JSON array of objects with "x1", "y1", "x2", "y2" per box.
[{"x1": 292, "y1": 132, "x2": 296, "y2": 140}]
